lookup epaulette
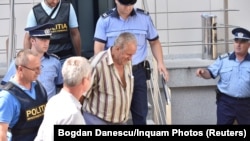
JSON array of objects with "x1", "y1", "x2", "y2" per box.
[
  {"x1": 136, "y1": 8, "x2": 149, "y2": 15},
  {"x1": 219, "y1": 53, "x2": 230, "y2": 59},
  {"x1": 1, "y1": 82, "x2": 14, "y2": 91},
  {"x1": 49, "y1": 53, "x2": 60, "y2": 59},
  {"x1": 101, "y1": 9, "x2": 115, "y2": 18}
]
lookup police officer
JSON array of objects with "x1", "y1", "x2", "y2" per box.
[
  {"x1": 24, "y1": 0, "x2": 81, "y2": 65},
  {"x1": 0, "y1": 49, "x2": 47, "y2": 141},
  {"x1": 196, "y1": 27, "x2": 250, "y2": 125},
  {"x1": 2, "y1": 23, "x2": 63, "y2": 100},
  {"x1": 93, "y1": 0, "x2": 169, "y2": 125}
]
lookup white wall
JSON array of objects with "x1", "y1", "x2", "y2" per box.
[
  {"x1": 0, "y1": 0, "x2": 250, "y2": 69},
  {"x1": 135, "y1": 0, "x2": 250, "y2": 58},
  {"x1": 0, "y1": 0, "x2": 40, "y2": 73}
]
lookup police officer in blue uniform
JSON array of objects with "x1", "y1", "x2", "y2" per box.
[
  {"x1": 196, "y1": 27, "x2": 250, "y2": 124},
  {"x1": 24, "y1": 0, "x2": 81, "y2": 65},
  {"x1": 2, "y1": 23, "x2": 63, "y2": 100},
  {"x1": 93, "y1": 0, "x2": 169, "y2": 125},
  {"x1": 0, "y1": 48, "x2": 47, "y2": 141}
]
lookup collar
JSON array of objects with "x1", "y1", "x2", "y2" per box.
[
  {"x1": 9, "y1": 79, "x2": 37, "y2": 91},
  {"x1": 106, "y1": 47, "x2": 114, "y2": 66},
  {"x1": 43, "y1": 52, "x2": 50, "y2": 58},
  {"x1": 229, "y1": 52, "x2": 250, "y2": 61},
  {"x1": 42, "y1": 0, "x2": 61, "y2": 11},
  {"x1": 112, "y1": 8, "x2": 136, "y2": 18},
  {"x1": 59, "y1": 89, "x2": 82, "y2": 110}
]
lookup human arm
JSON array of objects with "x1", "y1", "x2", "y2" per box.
[
  {"x1": 196, "y1": 56, "x2": 222, "y2": 79},
  {"x1": 94, "y1": 41, "x2": 105, "y2": 55},
  {"x1": 70, "y1": 28, "x2": 81, "y2": 56},
  {"x1": 68, "y1": 3, "x2": 81, "y2": 56},
  {"x1": 0, "y1": 123, "x2": 8, "y2": 141},
  {"x1": 24, "y1": 9, "x2": 37, "y2": 49},
  {"x1": 93, "y1": 16, "x2": 107, "y2": 55},
  {"x1": 149, "y1": 39, "x2": 169, "y2": 81},
  {"x1": 23, "y1": 33, "x2": 32, "y2": 49},
  {"x1": 196, "y1": 68, "x2": 212, "y2": 79},
  {"x1": 0, "y1": 91, "x2": 19, "y2": 141}
]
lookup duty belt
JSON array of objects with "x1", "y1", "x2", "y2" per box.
[{"x1": 132, "y1": 61, "x2": 145, "y2": 72}]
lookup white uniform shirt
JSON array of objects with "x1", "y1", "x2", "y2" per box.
[{"x1": 34, "y1": 89, "x2": 85, "y2": 141}]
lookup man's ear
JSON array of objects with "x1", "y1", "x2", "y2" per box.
[{"x1": 81, "y1": 77, "x2": 88, "y2": 90}]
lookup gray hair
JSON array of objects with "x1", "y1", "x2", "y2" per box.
[
  {"x1": 62, "y1": 56, "x2": 92, "y2": 87},
  {"x1": 114, "y1": 32, "x2": 137, "y2": 49},
  {"x1": 15, "y1": 49, "x2": 38, "y2": 67}
]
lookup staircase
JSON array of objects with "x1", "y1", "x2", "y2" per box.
[{"x1": 127, "y1": 88, "x2": 169, "y2": 125}]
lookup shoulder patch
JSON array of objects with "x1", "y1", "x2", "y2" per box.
[
  {"x1": 101, "y1": 9, "x2": 115, "y2": 18},
  {"x1": 49, "y1": 53, "x2": 60, "y2": 59},
  {"x1": 219, "y1": 53, "x2": 229, "y2": 59},
  {"x1": 136, "y1": 8, "x2": 149, "y2": 15}
]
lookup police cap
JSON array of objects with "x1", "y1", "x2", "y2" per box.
[
  {"x1": 25, "y1": 23, "x2": 54, "y2": 39},
  {"x1": 232, "y1": 27, "x2": 250, "y2": 40},
  {"x1": 118, "y1": 0, "x2": 137, "y2": 5}
]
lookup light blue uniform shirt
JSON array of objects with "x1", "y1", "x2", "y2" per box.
[
  {"x1": 2, "y1": 53, "x2": 63, "y2": 99},
  {"x1": 208, "y1": 52, "x2": 250, "y2": 98},
  {"x1": 26, "y1": 0, "x2": 78, "y2": 28},
  {"x1": 0, "y1": 80, "x2": 37, "y2": 128},
  {"x1": 94, "y1": 8, "x2": 159, "y2": 65},
  {"x1": 0, "y1": 80, "x2": 38, "y2": 141}
]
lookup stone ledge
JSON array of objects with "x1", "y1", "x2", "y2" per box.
[
  {"x1": 164, "y1": 59, "x2": 217, "y2": 88},
  {"x1": 165, "y1": 58, "x2": 215, "y2": 69}
]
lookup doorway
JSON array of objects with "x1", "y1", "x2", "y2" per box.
[{"x1": 71, "y1": 0, "x2": 115, "y2": 59}]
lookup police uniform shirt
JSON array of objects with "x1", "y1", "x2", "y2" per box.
[
  {"x1": 208, "y1": 52, "x2": 250, "y2": 98},
  {"x1": 38, "y1": 54, "x2": 63, "y2": 99},
  {"x1": 2, "y1": 53, "x2": 63, "y2": 99},
  {"x1": 94, "y1": 8, "x2": 159, "y2": 65},
  {"x1": 0, "y1": 80, "x2": 38, "y2": 128},
  {"x1": 26, "y1": 0, "x2": 78, "y2": 29}
]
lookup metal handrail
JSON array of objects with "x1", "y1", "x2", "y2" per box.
[
  {"x1": 0, "y1": 2, "x2": 35, "y2": 5},
  {"x1": 161, "y1": 42, "x2": 234, "y2": 47},
  {"x1": 149, "y1": 9, "x2": 239, "y2": 14}
]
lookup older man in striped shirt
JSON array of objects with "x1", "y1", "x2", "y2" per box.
[{"x1": 82, "y1": 32, "x2": 137, "y2": 124}]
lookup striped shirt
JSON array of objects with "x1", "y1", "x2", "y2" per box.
[{"x1": 83, "y1": 48, "x2": 134, "y2": 123}]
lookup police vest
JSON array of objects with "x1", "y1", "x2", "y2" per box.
[
  {"x1": 2, "y1": 81, "x2": 47, "y2": 141},
  {"x1": 33, "y1": 1, "x2": 74, "y2": 58}
]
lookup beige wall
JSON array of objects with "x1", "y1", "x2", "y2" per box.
[{"x1": 0, "y1": 0, "x2": 250, "y2": 69}]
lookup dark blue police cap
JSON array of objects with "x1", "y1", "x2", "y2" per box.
[
  {"x1": 118, "y1": 0, "x2": 137, "y2": 5},
  {"x1": 25, "y1": 23, "x2": 54, "y2": 38},
  {"x1": 232, "y1": 27, "x2": 250, "y2": 40}
]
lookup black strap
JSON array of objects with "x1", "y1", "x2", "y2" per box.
[
  {"x1": 44, "y1": 1, "x2": 60, "y2": 23},
  {"x1": 9, "y1": 127, "x2": 39, "y2": 135}
]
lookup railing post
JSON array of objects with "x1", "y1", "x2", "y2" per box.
[
  {"x1": 7, "y1": 0, "x2": 15, "y2": 68},
  {"x1": 201, "y1": 13, "x2": 217, "y2": 60}
]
